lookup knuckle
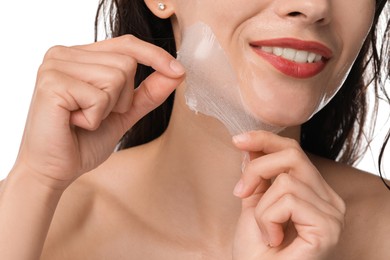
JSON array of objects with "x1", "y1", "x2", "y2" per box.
[
  {"x1": 104, "y1": 68, "x2": 127, "y2": 90},
  {"x1": 92, "y1": 120, "x2": 103, "y2": 131},
  {"x1": 287, "y1": 138, "x2": 300, "y2": 149},
  {"x1": 36, "y1": 69, "x2": 60, "y2": 90},
  {"x1": 89, "y1": 123, "x2": 101, "y2": 131},
  {"x1": 87, "y1": 121, "x2": 101, "y2": 131},
  {"x1": 286, "y1": 146, "x2": 304, "y2": 161},
  {"x1": 37, "y1": 63, "x2": 48, "y2": 78},
  {"x1": 38, "y1": 59, "x2": 57, "y2": 73},
  {"x1": 274, "y1": 173, "x2": 293, "y2": 189},
  {"x1": 281, "y1": 193, "x2": 296, "y2": 206},
  {"x1": 44, "y1": 45, "x2": 66, "y2": 60},
  {"x1": 119, "y1": 34, "x2": 137, "y2": 46},
  {"x1": 97, "y1": 89, "x2": 111, "y2": 105},
  {"x1": 120, "y1": 57, "x2": 137, "y2": 73}
]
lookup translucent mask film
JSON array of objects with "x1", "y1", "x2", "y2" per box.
[{"x1": 177, "y1": 23, "x2": 284, "y2": 135}]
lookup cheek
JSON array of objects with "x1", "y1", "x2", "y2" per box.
[
  {"x1": 238, "y1": 71, "x2": 324, "y2": 126},
  {"x1": 238, "y1": 4, "x2": 375, "y2": 127},
  {"x1": 319, "y1": 3, "x2": 375, "y2": 107},
  {"x1": 231, "y1": 44, "x2": 331, "y2": 127},
  {"x1": 334, "y1": 0, "x2": 375, "y2": 65},
  {"x1": 174, "y1": 0, "x2": 238, "y2": 28}
]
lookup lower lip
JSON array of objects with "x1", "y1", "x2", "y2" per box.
[{"x1": 251, "y1": 47, "x2": 327, "y2": 79}]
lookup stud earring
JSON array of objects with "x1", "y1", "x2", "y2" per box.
[{"x1": 158, "y1": 3, "x2": 166, "y2": 11}]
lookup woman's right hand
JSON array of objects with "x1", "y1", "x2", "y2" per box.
[{"x1": 13, "y1": 35, "x2": 185, "y2": 189}]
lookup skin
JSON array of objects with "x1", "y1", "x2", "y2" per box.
[
  {"x1": 0, "y1": 0, "x2": 389, "y2": 259},
  {"x1": 169, "y1": 0, "x2": 375, "y2": 126}
]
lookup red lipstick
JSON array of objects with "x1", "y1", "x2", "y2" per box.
[{"x1": 250, "y1": 38, "x2": 333, "y2": 79}]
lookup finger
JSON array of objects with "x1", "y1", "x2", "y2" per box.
[
  {"x1": 239, "y1": 179, "x2": 271, "y2": 210},
  {"x1": 40, "y1": 59, "x2": 133, "y2": 116},
  {"x1": 255, "y1": 173, "x2": 345, "y2": 230},
  {"x1": 256, "y1": 193, "x2": 342, "y2": 249},
  {"x1": 233, "y1": 130, "x2": 301, "y2": 155},
  {"x1": 119, "y1": 71, "x2": 184, "y2": 129},
  {"x1": 64, "y1": 81, "x2": 114, "y2": 131},
  {"x1": 240, "y1": 152, "x2": 346, "y2": 214},
  {"x1": 35, "y1": 70, "x2": 111, "y2": 131},
  {"x1": 73, "y1": 35, "x2": 185, "y2": 78},
  {"x1": 44, "y1": 45, "x2": 137, "y2": 71},
  {"x1": 44, "y1": 48, "x2": 137, "y2": 114},
  {"x1": 233, "y1": 130, "x2": 346, "y2": 214},
  {"x1": 237, "y1": 150, "x2": 328, "y2": 199}
]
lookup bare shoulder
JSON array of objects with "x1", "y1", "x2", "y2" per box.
[
  {"x1": 310, "y1": 155, "x2": 390, "y2": 259},
  {"x1": 41, "y1": 143, "x2": 158, "y2": 259},
  {"x1": 40, "y1": 171, "x2": 100, "y2": 259}
]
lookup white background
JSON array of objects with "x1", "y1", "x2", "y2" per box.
[{"x1": 0, "y1": 1, "x2": 389, "y2": 180}]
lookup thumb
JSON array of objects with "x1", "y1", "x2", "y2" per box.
[{"x1": 121, "y1": 70, "x2": 185, "y2": 130}]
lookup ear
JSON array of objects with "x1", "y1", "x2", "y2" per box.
[{"x1": 144, "y1": 0, "x2": 175, "y2": 19}]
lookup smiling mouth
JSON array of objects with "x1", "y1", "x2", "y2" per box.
[
  {"x1": 256, "y1": 46, "x2": 324, "y2": 63},
  {"x1": 249, "y1": 38, "x2": 333, "y2": 79}
]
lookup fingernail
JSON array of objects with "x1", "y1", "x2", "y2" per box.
[
  {"x1": 232, "y1": 133, "x2": 250, "y2": 144},
  {"x1": 233, "y1": 179, "x2": 244, "y2": 197},
  {"x1": 170, "y1": 60, "x2": 185, "y2": 75},
  {"x1": 263, "y1": 233, "x2": 272, "y2": 247}
]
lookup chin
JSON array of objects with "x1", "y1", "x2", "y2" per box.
[{"x1": 248, "y1": 103, "x2": 317, "y2": 128}]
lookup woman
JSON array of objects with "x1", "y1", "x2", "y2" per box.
[{"x1": 1, "y1": 0, "x2": 389, "y2": 259}]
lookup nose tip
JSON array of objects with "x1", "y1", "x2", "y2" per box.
[{"x1": 275, "y1": 1, "x2": 331, "y2": 25}]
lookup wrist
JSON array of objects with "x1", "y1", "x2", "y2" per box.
[
  {"x1": 0, "y1": 164, "x2": 66, "y2": 259},
  {"x1": 9, "y1": 161, "x2": 73, "y2": 193}
]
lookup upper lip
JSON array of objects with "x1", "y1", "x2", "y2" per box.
[{"x1": 249, "y1": 38, "x2": 333, "y2": 59}]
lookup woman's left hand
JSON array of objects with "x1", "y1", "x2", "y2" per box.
[{"x1": 232, "y1": 131, "x2": 346, "y2": 260}]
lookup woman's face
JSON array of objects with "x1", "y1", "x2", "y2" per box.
[{"x1": 170, "y1": 0, "x2": 375, "y2": 126}]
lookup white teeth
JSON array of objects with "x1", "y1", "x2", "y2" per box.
[
  {"x1": 294, "y1": 50, "x2": 309, "y2": 63},
  {"x1": 314, "y1": 54, "x2": 322, "y2": 62},
  {"x1": 262, "y1": 46, "x2": 273, "y2": 53},
  {"x1": 273, "y1": 47, "x2": 283, "y2": 56},
  {"x1": 282, "y1": 48, "x2": 296, "y2": 60},
  {"x1": 260, "y1": 46, "x2": 323, "y2": 63},
  {"x1": 307, "y1": 52, "x2": 317, "y2": 63}
]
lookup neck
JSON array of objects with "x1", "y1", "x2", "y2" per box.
[{"x1": 149, "y1": 85, "x2": 300, "y2": 243}]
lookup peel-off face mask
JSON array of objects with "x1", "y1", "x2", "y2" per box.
[
  {"x1": 177, "y1": 23, "x2": 283, "y2": 135},
  {"x1": 177, "y1": 21, "x2": 355, "y2": 136},
  {"x1": 175, "y1": 0, "x2": 360, "y2": 136}
]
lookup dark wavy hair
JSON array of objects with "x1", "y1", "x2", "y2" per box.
[{"x1": 95, "y1": 0, "x2": 390, "y2": 187}]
